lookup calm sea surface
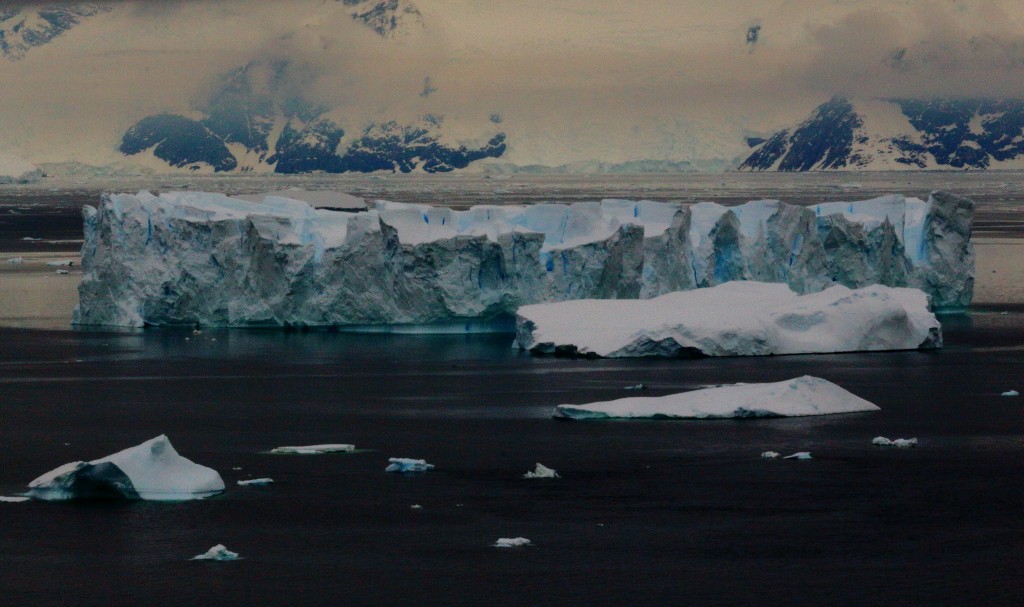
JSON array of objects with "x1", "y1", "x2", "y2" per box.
[{"x1": 1, "y1": 177, "x2": 1023, "y2": 606}]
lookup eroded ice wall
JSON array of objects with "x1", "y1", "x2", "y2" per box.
[{"x1": 73, "y1": 190, "x2": 974, "y2": 328}]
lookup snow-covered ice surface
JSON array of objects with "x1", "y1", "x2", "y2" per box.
[
  {"x1": 237, "y1": 478, "x2": 274, "y2": 486},
  {"x1": 73, "y1": 190, "x2": 974, "y2": 328},
  {"x1": 516, "y1": 281, "x2": 941, "y2": 358},
  {"x1": 191, "y1": 545, "x2": 239, "y2": 561},
  {"x1": 385, "y1": 458, "x2": 434, "y2": 473},
  {"x1": 27, "y1": 435, "x2": 224, "y2": 501},
  {"x1": 523, "y1": 463, "x2": 559, "y2": 478},
  {"x1": 553, "y1": 376, "x2": 879, "y2": 420},
  {"x1": 269, "y1": 444, "x2": 355, "y2": 454},
  {"x1": 494, "y1": 537, "x2": 532, "y2": 548}
]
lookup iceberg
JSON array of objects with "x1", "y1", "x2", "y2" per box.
[
  {"x1": 494, "y1": 537, "x2": 532, "y2": 548},
  {"x1": 516, "y1": 282, "x2": 941, "y2": 358},
  {"x1": 1, "y1": 496, "x2": 30, "y2": 503},
  {"x1": 523, "y1": 463, "x2": 559, "y2": 479},
  {"x1": 1002, "y1": 390, "x2": 1019, "y2": 397},
  {"x1": 553, "y1": 376, "x2": 879, "y2": 419},
  {"x1": 27, "y1": 435, "x2": 224, "y2": 501},
  {"x1": 784, "y1": 452, "x2": 813, "y2": 460},
  {"x1": 760, "y1": 451, "x2": 781, "y2": 459},
  {"x1": 191, "y1": 545, "x2": 239, "y2": 561},
  {"x1": 269, "y1": 444, "x2": 354, "y2": 454},
  {"x1": 385, "y1": 458, "x2": 434, "y2": 473},
  {"x1": 73, "y1": 191, "x2": 974, "y2": 328}
]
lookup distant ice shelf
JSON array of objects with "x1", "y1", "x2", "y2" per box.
[
  {"x1": 552, "y1": 376, "x2": 879, "y2": 420},
  {"x1": 73, "y1": 190, "x2": 974, "y2": 328},
  {"x1": 515, "y1": 281, "x2": 941, "y2": 358}
]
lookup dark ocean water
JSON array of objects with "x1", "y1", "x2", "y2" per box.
[{"x1": 1, "y1": 314, "x2": 1023, "y2": 606}]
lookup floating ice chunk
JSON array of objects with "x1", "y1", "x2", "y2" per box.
[
  {"x1": 783, "y1": 452, "x2": 812, "y2": 460},
  {"x1": 494, "y1": 537, "x2": 532, "y2": 548},
  {"x1": 554, "y1": 376, "x2": 879, "y2": 420},
  {"x1": 46, "y1": 260, "x2": 74, "y2": 267},
  {"x1": 517, "y1": 282, "x2": 942, "y2": 358},
  {"x1": 269, "y1": 444, "x2": 354, "y2": 455},
  {"x1": 55, "y1": 269, "x2": 69, "y2": 275},
  {"x1": 237, "y1": 478, "x2": 273, "y2": 486},
  {"x1": 27, "y1": 435, "x2": 224, "y2": 501},
  {"x1": 191, "y1": 544, "x2": 239, "y2": 561},
  {"x1": 6, "y1": 257, "x2": 23, "y2": 264},
  {"x1": 892, "y1": 438, "x2": 917, "y2": 448},
  {"x1": 1, "y1": 496, "x2": 30, "y2": 503},
  {"x1": 761, "y1": 451, "x2": 781, "y2": 459},
  {"x1": 623, "y1": 383, "x2": 647, "y2": 391},
  {"x1": 523, "y1": 463, "x2": 560, "y2": 479},
  {"x1": 1002, "y1": 390, "x2": 1019, "y2": 397},
  {"x1": 21, "y1": 236, "x2": 41, "y2": 241},
  {"x1": 872, "y1": 436, "x2": 893, "y2": 446},
  {"x1": 385, "y1": 458, "x2": 434, "y2": 473},
  {"x1": 410, "y1": 504, "x2": 423, "y2": 509}
]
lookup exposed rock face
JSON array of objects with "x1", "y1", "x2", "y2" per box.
[{"x1": 73, "y1": 191, "x2": 974, "y2": 328}]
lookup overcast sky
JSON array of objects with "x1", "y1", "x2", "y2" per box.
[{"x1": 4, "y1": 0, "x2": 1024, "y2": 165}]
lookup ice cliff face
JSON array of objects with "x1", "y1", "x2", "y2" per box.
[{"x1": 73, "y1": 190, "x2": 974, "y2": 328}]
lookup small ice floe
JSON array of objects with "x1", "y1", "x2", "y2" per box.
[
  {"x1": 6, "y1": 257, "x2": 24, "y2": 264},
  {"x1": 55, "y1": 269, "x2": 69, "y2": 275},
  {"x1": 269, "y1": 444, "x2": 354, "y2": 455},
  {"x1": 191, "y1": 544, "x2": 239, "y2": 561},
  {"x1": 623, "y1": 383, "x2": 647, "y2": 391},
  {"x1": 783, "y1": 452, "x2": 812, "y2": 460},
  {"x1": 760, "y1": 451, "x2": 781, "y2": 459},
  {"x1": 1002, "y1": 390, "x2": 1019, "y2": 397},
  {"x1": 237, "y1": 478, "x2": 273, "y2": 486},
  {"x1": 494, "y1": 537, "x2": 532, "y2": 548},
  {"x1": 385, "y1": 458, "x2": 434, "y2": 473},
  {"x1": 21, "y1": 237, "x2": 41, "y2": 241},
  {"x1": 523, "y1": 463, "x2": 559, "y2": 479},
  {"x1": 46, "y1": 260, "x2": 74, "y2": 267},
  {"x1": 1, "y1": 496, "x2": 30, "y2": 503},
  {"x1": 410, "y1": 504, "x2": 423, "y2": 510},
  {"x1": 873, "y1": 437, "x2": 917, "y2": 448}
]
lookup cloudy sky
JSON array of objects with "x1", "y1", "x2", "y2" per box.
[{"x1": 3, "y1": 0, "x2": 1024, "y2": 168}]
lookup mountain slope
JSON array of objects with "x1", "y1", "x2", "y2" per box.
[
  {"x1": 0, "y1": 4, "x2": 109, "y2": 60},
  {"x1": 741, "y1": 97, "x2": 1024, "y2": 171}
]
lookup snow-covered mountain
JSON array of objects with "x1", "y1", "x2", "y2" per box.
[
  {"x1": 340, "y1": 0, "x2": 423, "y2": 38},
  {"x1": 0, "y1": 4, "x2": 109, "y2": 60},
  {"x1": 741, "y1": 97, "x2": 1024, "y2": 171}
]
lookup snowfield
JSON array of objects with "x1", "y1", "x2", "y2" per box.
[
  {"x1": 73, "y1": 190, "x2": 973, "y2": 328},
  {"x1": 554, "y1": 376, "x2": 879, "y2": 420},
  {"x1": 515, "y1": 282, "x2": 941, "y2": 358}
]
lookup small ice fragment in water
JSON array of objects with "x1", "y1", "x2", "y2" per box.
[
  {"x1": 191, "y1": 544, "x2": 239, "y2": 561},
  {"x1": 1002, "y1": 390, "x2": 1019, "y2": 397},
  {"x1": 760, "y1": 451, "x2": 780, "y2": 459},
  {"x1": 410, "y1": 504, "x2": 423, "y2": 509},
  {"x1": 523, "y1": 463, "x2": 559, "y2": 478},
  {"x1": 385, "y1": 458, "x2": 434, "y2": 473},
  {"x1": 623, "y1": 383, "x2": 647, "y2": 391},
  {"x1": 55, "y1": 269, "x2": 69, "y2": 275},
  {"x1": 232, "y1": 467, "x2": 242, "y2": 471},
  {"x1": 874, "y1": 437, "x2": 917, "y2": 448},
  {"x1": 6, "y1": 257, "x2": 24, "y2": 264},
  {"x1": 1, "y1": 496, "x2": 30, "y2": 503},
  {"x1": 21, "y1": 237, "x2": 41, "y2": 241},
  {"x1": 270, "y1": 444, "x2": 355, "y2": 455},
  {"x1": 494, "y1": 537, "x2": 532, "y2": 548},
  {"x1": 237, "y1": 478, "x2": 273, "y2": 486},
  {"x1": 46, "y1": 260, "x2": 74, "y2": 267},
  {"x1": 783, "y1": 452, "x2": 812, "y2": 460}
]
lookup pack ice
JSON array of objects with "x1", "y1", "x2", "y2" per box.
[
  {"x1": 73, "y1": 190, "x2": 974, "y2": 328},
  {"x1": 553, "y1": 376, "x2": 879, "y2": 419},
  {"x1": 27, "y1": 435, "x2": 225, "y2": 501},
  {"x1": 515, "y1": 281, "x2": 941, "y2": 358}
]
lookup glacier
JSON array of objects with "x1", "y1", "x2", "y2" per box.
[
  {"x1": 514, "y1": 282, "x2": 941, "y2": 358},
  {"x1": 552, "y1": 376, "x2": 879, "y2": 420},
  {"x1": 27, "y1": 435, "x2": 224, "y2": 501},
  {"x1": 73, "y1": 190, "x2": 974, "y2": 328}
]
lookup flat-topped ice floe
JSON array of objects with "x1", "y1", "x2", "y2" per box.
[
  {"x1": 553, "y1": 376, "x2": 879, "y2": 420},
  {"x1": 27, "y1": 435, "x2": 224, "y2": 501},
  {"x1": 269, "y1": 444, "x2": 355, "y2": 455},
  {"x1": 516, "y1": 281, "x2": 941, "y2": 358},
  {"x1": 73, "y1": 190, "x2": 974, "y2": 328}
]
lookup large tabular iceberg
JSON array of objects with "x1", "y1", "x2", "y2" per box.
[
  {"x1": 73, "y1": 190, "x2": 974, "y2": 328},
  {"x1": 28, "y1": 435, "x2": 224, "y2": 501},
  {"x1": 553, "y1": 376, "x2": 880, "y2": 419},
  {"x1": 515, "y1": 281, "x2": 941, "y2": 358}
]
